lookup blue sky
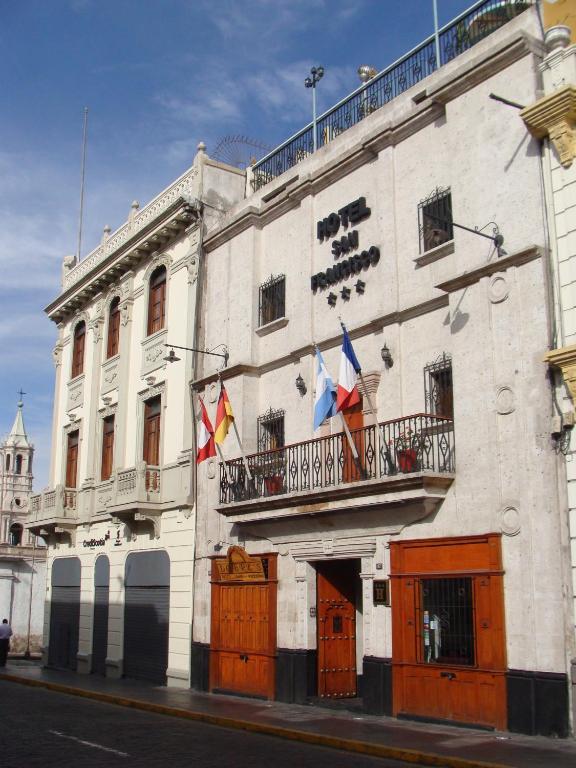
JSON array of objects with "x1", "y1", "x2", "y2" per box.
[{"x1": 0, "y1": 0, "x2": 491, "y2": 489}]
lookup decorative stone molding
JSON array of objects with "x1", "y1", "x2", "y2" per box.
[
  {"x1": 101, "y1": 357, "x2": 120, "y2": 396},
  {"x1": 61, "y1": 167, "x2": 198, "y2": 292},
  {"x1": 137, "y1": 379, "x2": 166, "y2": 403},
  {"x1": 500, "y1": 505, "x2": 521, "y2": 537},
  {"x1": 545, "y1": 345, "x2": 576, "y2": 408},
  {"x1": 142, "y1": 252, "x2": 172, "y2": 285},
  {"x1": 495, "y1": 385, "x2": 515, "y2": 415},
  {"x1": 358, "y1": 371, "x2": 381, "y2": 400},
  {"x1": 52, "y1": 343, "x2": 63, "y2": 368},
  {"x1": 521, "y1": 86, "x2": 576, "y2": 168},
  {"x1": 187, "y1": 253, "x2": 199, "y2": 284},
  {"x1": 120, "y1": 298, "x2": 133, "y2": 326},
  {"x1": 141, "y1": 329, "x2": 168, "y2": 378},
  {"x1": 488, "y1": 274, "x2": 510, "y2": 304},
  {"x1": 90, "y1": 318, "x2": 104, "y2": 344},
  {"x1": 67, "y1": 375, "x2": 85, "y2": 412}
]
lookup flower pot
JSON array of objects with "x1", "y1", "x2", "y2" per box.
[
  {"x1": 397, "y1": 448, "x2": 418, "y2": 473},
  {"x1": 264, "y1": 475, "x2": 284, "y2": 494}
]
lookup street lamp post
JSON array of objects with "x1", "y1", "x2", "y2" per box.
[{"x1": 304, "y1": 66, "x2": 324, "y2": 153}]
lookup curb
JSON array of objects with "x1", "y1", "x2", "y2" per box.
[{"x1": 1, "y1": 673, "x2": 509, "y2": 768}]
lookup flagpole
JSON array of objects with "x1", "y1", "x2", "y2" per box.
[
  {"x1": 215, "y1": 443, "x2": 232, "y2": 486},
  {"x1": 339, "y1": 412, "x2": 367, "y2": 479},
  {"x1": 216, "y1": 373, "x2": 253, "y2": 482},
  {"x1": 339, "y1": 319, "x2": 395, "y2": 475}
]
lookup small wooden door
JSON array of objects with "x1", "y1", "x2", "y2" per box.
[
  {"x1": 210, "y1": 548, "x2": 277, "y2": 699},
  {"x1": 317, "y1": 560, "x2": 358, "y2": 698},
  {"x1": 342, "y1": 399, "x2": 364, "y2": 483}
]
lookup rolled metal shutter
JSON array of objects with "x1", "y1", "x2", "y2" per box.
[
  {"x1": 49, "y1": 558, "x2": 81, "y2": 671},
  {"x1": 92, "y1": 556, "x2": 110, "y2": 675},
  {"x1": 123, "y1": 551, "x2": 170, "y2": 684}
]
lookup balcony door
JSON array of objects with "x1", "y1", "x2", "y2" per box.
[
  {"x1": 143, "y1": 396, "x2": 161, "y2": 466},
  {"x1": 317, "y1": 559, "x2": 359, "y2": 698},
  {"x1": 342, "y1": 399, "x2": 364, "y2": 483},
  {"x1": 65, "y1": 431, "x2": 79, "y2": 489}
]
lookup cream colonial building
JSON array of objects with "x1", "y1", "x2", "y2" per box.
[
  {"x1": 32, "y1": 0, "x2": 575, "y2": 739},
  {"x1": 28, "y1": 152, "x2": 244, "y2": 684}
]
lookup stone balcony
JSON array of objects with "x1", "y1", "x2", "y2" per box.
[
  {"x1": 27, "y1": 485, "x2": 78, "y2": 542},
  {"x1": 93, "y1": 462, "x2": 165, "y2": 538},
  {"x1": 217, "y1": 413, "x2": 455, "y2": 526}
]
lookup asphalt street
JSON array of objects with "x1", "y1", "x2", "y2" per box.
[{"x1": 0, "y1": 680, "x2": 416, "y2": 768}]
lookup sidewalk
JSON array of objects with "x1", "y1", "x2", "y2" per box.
[{"x1": 2, "y1": 660, "x2": 576, "y2": 768}]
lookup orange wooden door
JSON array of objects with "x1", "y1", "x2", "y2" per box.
[
  {"x1": 210, "y1": 555, "x2": 277, "y2": 700},
  {"x1": 342, "y1": 400, "x2": 364, "y2": 483},
  {"x1": 317, "y1": 560, "x2": 357, "y2": 698},
  {"x1": 391, "y1": 535, "x2": 507, "y2": 730}
]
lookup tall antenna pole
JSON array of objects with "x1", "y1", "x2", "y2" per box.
[
  {"x1": 77, "y1": 106, "x2": 89, "y2": 261},
  {"x1": 433, "y1": 0, "x2": 441, "y2": 70}
]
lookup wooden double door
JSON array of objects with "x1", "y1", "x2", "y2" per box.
[
  {"x1": 391, "y1": 534, "x2": 507, "y2": 730},
  {"x1": 210, "y1": 548, "x2": 277, "y2": 699},
  {"x1": 317, "y1": 560, "x2": 359, "y2": 698}
]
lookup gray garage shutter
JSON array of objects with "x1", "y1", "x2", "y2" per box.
[
  {"x1": 49, "y1": 558, "x2": 81, "y2": 671},
  {"x1": 92, "y1": 556, "x2": 110, "y2": 675},
  {"x1": 123, "y1": 551, "x2": 170, "y2": 685}
]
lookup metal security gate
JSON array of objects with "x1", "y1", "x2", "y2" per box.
[
  {"x1": 123, "y1": 551, "x2": 170, "y2": 685},
  {"x1": 92, "y1": 556, "x2": 109, "y2": 675},
  {"x1": 48, "y1": 558, "x2": 81, "y2": 671}
]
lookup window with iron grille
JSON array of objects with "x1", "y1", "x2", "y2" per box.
[
  {"x1": 418, "y1": 577, "x2": 475, "y2": 666},
  {"x1": 418, "y1": 187, "x2": 453, "y2": 253},
  {"x1": 424, "y1": 353, "x2": 453, "y2": 419},
  {"x1": 257, "y1": 407, "x2": 285, "y2": 452},
  {"x1": 259, "y1": 274, "x2": 285, "y2": 327}
]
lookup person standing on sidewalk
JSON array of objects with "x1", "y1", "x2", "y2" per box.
[{"x1": 0, "y1": 619, "x2": 13, "y2": 666}]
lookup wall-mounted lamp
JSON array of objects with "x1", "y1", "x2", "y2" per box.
[
  {"x1": 295, "y1": 374, "x2": 307, "y2": 396},
  {"x1": 381, "y1": 343, "x2": 394, "y2": 369},
  {"x1": 163, "y1": 348, "x2": 181, "y2": 363}
]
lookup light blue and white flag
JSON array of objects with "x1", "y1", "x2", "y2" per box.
[{"x1": 313, "y1": 347, "x2": 337, "y2": 430}]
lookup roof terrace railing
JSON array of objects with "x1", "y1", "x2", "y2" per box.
[{"x1": 251, "y1": 0, "x2": 533, "y2": 191}]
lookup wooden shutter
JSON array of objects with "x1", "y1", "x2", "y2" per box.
[
  {"x1": 66, "y1": 431, "x2": 79, "y2": 489},
  {"x1": 71, "y1": 322, "x2": 85, "y2": 378},
  {"x1": 107, "y1": 298, "x2": 120, "y2": 358},
  {"x1": 147, "y1": 267, "x2": 166, "y2": 336},
  {"x1": 100, "y1": 415, "x2": 115, "y2": 481},
  {"x1": 143, "y1": 397, "x2": 161, "y2": 465}
]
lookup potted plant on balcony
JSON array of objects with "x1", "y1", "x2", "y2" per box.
[{"x1": 395, "y1": 429, "x2": 419, "y2": 473}]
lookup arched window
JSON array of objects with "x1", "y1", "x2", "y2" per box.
[
  {"x1": 15, "y1": 455, "x2": 22, "y2": 474},
  {"x1": 5, "y1": 454, "x2": 10, "y2": 471},
  {"x1": 9, "y1": 523, "x2": 23, "y2": 546},
  {"x1": 71, "y1": 321, "x2": 86, "y2": 378},
  {"x1": 107, "y1": 297, "x2": 121, "y2": 358},
  {"x1": 147, "y1": 266, "x2": 166, "y2": 336}
]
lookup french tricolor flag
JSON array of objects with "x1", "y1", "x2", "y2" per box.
[{"x1": 336, "y1": 325, "x2": 362, "y2": 412}]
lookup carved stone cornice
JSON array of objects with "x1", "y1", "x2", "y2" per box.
[
  {"x1": 521, "y1": 86, "x2": 576, "y2": 168},
  {"x1": 545, "y1": 344, "x2": 576, "y2": 406}
]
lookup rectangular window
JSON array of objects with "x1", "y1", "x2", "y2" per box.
[
  {"x1": 66, "y1": 430, "x2": 79, "y2": 489},
  {"x1": 257, "y1": 408, "x2": 285, "y2": 452},
  {"x1": 424, "y1": 353, "x2": 453, "y2": 419},
  {"x1": 147, "y1": 267, "x2": 166, "y2": 336},
  {"x1": 107, "y1": 298, "x2": 120, "y2": 358},
  {"x1": 101, "y1": 415, "x2": 115, "y2": 481},
  {"x1": 143, "y1": 396, "x2": 161, "y2": 466},
  {"x1": 258, "y1": 274, "x2": 285, "y2": 327},
  {"x1": 418, "y1": 577, "x2": 475, "y2": 666},
  {"x1": 418, "y1": 187, "x2": 453, "y2": 254},
  {"x1": 71, "y1": 322, "x2": 86, "y2": 379}
]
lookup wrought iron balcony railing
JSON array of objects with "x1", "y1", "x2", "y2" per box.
[
  {"x1": 251, "y1": 0, "x2": 532, "y2": 191},
  {"x1": 219, "y1": 413, "x2": 454, "y2": 505}
]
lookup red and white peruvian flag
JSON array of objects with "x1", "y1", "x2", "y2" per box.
[{"x1": 196, "y1": 397, "x2": 216, "y2": 464}]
